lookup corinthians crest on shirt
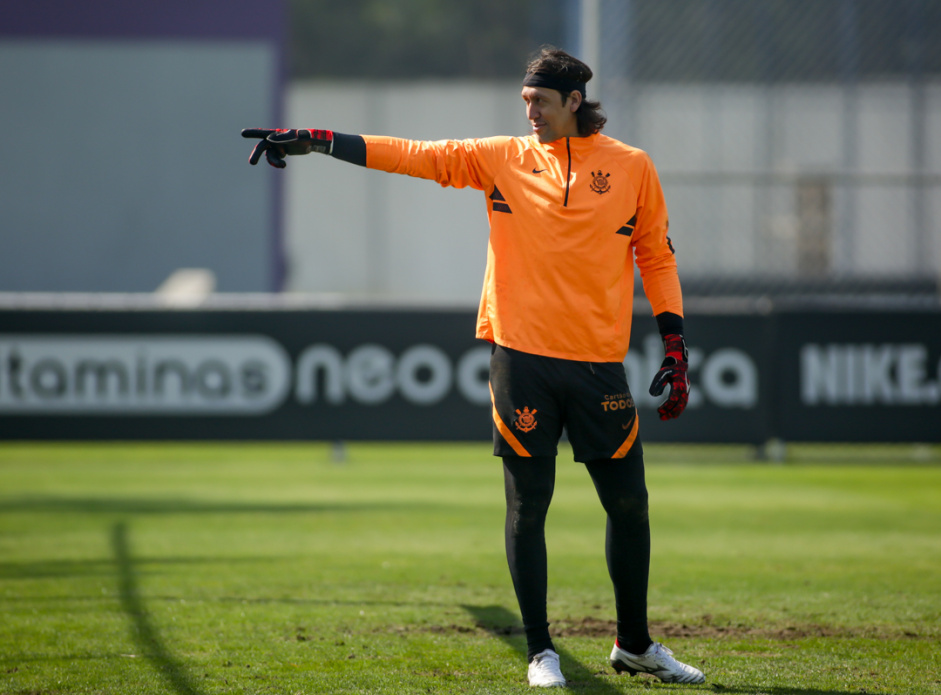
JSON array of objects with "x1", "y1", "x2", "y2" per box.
[
  {"x1": 514, "y1": 407, "x2": 538, "y2": 433},
  {"x1": 590, "y1": 170, "x2": 611, "y2": 194}
]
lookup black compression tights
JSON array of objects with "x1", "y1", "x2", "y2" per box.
[{"x1": 503, "y1": 455, "x2": 652, "y2": 660}]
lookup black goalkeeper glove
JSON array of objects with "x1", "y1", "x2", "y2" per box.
[
  {"x1": 242, "y1": 128, "x2": 334, "y2": 169},
  {"x1": 648, "y1": 333, "x2": 690, "y2": 421}
]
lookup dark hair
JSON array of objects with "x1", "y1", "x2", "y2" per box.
[{"x1": 525, "y1": 46, "x2": 607, "y2": 136}]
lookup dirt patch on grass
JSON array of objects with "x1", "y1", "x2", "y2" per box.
[
  {"x1": 418, "y1": 616, "x2": 930, "y2": 641},
  {"x1": 548, "y1": 616, "x2": 848, "y2": 640}
]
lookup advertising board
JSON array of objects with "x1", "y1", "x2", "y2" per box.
[{"x1": 1, "y1": 306, "x2": 937, "y2": 443}]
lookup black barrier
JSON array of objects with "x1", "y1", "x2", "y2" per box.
[
  {"x1": 773, "y1": 309, "x2": 941, "y2": 442},
  {"x1": 0, "y1": 303, "x2": 938, "y2": 443}
]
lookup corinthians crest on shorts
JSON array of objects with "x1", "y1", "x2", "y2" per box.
[{"x1": 514, "y1": 406, "x2": 538, "y2": 432}]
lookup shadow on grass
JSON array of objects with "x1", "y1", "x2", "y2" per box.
[
  {"x1": 708, "y1": 688, "x2": 893, "y2": 695},
  {"x1": 112, "y1": 522, "x2": 205, "y2": 695},
  {"x1": 0, "y1": 555, "x2": 260, "y2": 581},
  {"x1": 462, "y1": 605, "x2": 880, "y2": 695},
  {"x1": 463, "y1": 604, "x2": 624, "y2": 693},
  {"x1": 0, "y1": 495, "x2": 396, "y2": 515}
]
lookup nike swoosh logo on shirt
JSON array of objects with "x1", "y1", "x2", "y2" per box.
[{"x1": 532, "y1": 168, "x2": 547, "y2": 174}]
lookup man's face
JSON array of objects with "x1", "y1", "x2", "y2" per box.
[{"x1": 521, "y1": 86, "x2": 581, "y2": 143}]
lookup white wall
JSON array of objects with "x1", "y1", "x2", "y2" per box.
[
  {"x1": 285, "y1": 80, "x2": 524, "y2": 303},
  {"x1": 285, "y1": 79, "x2": 941, "y2": 301}
]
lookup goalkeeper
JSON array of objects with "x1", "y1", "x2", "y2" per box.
[{"x1": 244, "y1": 46, "x2": 703, "y2": 689}]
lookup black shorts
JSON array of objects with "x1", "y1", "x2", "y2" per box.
[{"x1": 489, "y1": 344, "x2": 642, "y2": 462}]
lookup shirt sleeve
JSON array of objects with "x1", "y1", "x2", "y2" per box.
[
  {"x1": 631, "y1": 152, "x2": 684, "y2": 318},
  {"x1": 362, "y1": 135, "x2": 511, "y2": 191}
]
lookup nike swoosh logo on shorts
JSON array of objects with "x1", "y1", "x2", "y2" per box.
[{"x1": 532, "y1": 168, "x2": 547, "y2": 174}]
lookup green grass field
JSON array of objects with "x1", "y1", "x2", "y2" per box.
[{"x1": 1, "y1": 442, "x2": 939, "y2": 695}]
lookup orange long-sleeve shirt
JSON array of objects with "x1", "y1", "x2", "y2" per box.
[{"x1": 364, "y1": 133, "x2": 682, "y2": 362}]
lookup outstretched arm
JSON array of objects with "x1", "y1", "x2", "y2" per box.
[{"x1": 243, "y1": 129, "x2": 504, "y2": 191}]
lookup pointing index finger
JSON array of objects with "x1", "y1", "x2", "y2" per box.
[{"x1": 241, "y1": 128, "x2": 275, "y2": 139}]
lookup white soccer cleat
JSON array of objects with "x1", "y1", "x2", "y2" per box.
[
  {"x1": 528, "y1": 649, "x2": 566, "y2": 688},
  {"x1": 610, "y1": 641, "x2": 705, "y2": 684}
]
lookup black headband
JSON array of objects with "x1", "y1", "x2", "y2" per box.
[{"x1": 522, "y1": 71, "x2": 587, "y2": 98}]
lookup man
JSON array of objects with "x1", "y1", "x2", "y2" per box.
[{"x1": 244, "y1": 46, "x2": 704, "y2": 688}]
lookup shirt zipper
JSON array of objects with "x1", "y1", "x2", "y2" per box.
[{"x1": 563, "y1": 137, "x2": 572, "y2": 207}]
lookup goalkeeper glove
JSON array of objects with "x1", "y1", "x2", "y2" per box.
[
  {"x1": 242, "y1": 128, "x2": 334, "y2": 169},
  {"x1": 648, "y1": 333, "x2": 689, "y2": 421}
]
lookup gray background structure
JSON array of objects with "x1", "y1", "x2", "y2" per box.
[
  {"x1": 0, "y1": 1, "x2": 284, "y2": 293},
  {"x1": 1, "y1": 0, "x2": 939, "y2": 305}
]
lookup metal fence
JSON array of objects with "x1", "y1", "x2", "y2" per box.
[{"x1": 574, "y1": 0, "x2": 941, "y2": 301}]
